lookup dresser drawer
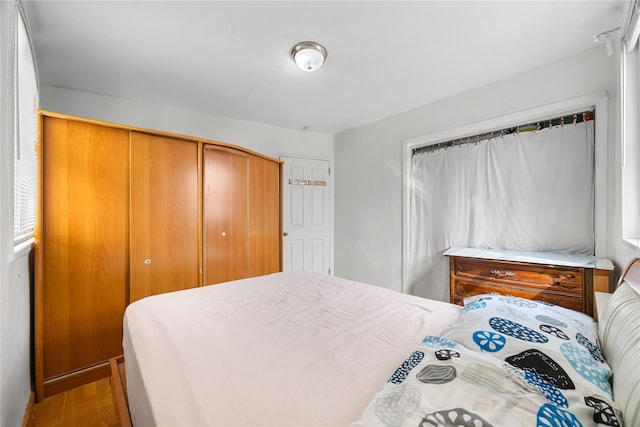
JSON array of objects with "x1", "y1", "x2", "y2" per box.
[
  {"x1": 453, "y1": 258, "x2": 583, "y2": 295},
  {"x1": 452, "y1": 279, "x2": 584, "y2": 312}
]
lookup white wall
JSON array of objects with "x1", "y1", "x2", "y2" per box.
[
  {"x1": 40, "y1": 85, "x2": 334, "y2": 161},
  {"x1": 1, "y1": 255, "x2": 31, "y2": 426},
  {"x1": 334, "y1": 45, "x2": 637, "y2": 295}
]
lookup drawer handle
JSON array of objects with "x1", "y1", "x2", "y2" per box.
[
  {"x1": 554, "y1": 274, "x2": 576, "y2": 281},
  {"x1": 552, "y1": 282, "x2": 578, "y2": 290},
  {"x1": 491, "y1": 269, "x2": 515, "y2": 278}
]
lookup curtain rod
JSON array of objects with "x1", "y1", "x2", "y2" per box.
[{"x1": 412, "y1": 109, "x2": 595, "y2": 157}]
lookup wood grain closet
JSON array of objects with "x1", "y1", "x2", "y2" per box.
[
  {"x1": 129, "y1": 132, "x2": 199, "y2": 302},
  {"x1": 203, "y1": 147, "x2": 281, "y2": 285},
  {"x1": 36, "y1": 113, "x2": 282, "y2": 401}
]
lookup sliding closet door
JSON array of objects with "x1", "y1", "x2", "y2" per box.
[
  {"x1": 129, "y1": 133, "x2": 199, "y2": 302},
  {"x1": 203, "y1": 146, "x2": 249, "y2": 285},
  {"x1": 41, "y1": 117, "x2": 129, "y2": 384},
  {"x1": 248, "y1": 156, "x2": 281, "y2": 276}
]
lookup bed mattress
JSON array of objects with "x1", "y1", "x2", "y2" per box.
[{"x1": 123, "y1": 271, "x2": 462, "y2": 426}]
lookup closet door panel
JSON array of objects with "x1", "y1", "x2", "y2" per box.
[
  {"x1": 203, "y1": 147, "x2": 249, "y2": 285},
  {"x1": 42, "y1": 117, "x2": 129, "y2": 379},
  {"x1": 130, "y1": 133, "x2": 199, "y2": 302},
  {"x1": 248, "y1": 157, "x2": 281, "y2": 276}
]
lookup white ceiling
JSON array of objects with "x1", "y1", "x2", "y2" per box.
[{"x1": 22, "y1": 1, "x2": 627, "y2": 134}]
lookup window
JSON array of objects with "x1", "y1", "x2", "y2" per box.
[
  {"x1": 622, "y1": 0, "x2": 640, "y2": 250},
  {"x1": 13, "y1": 10, "x2": 38, "y2": 256},
  {"x1": 621, "y1": 43, "x2": 640, "y2": 249}
]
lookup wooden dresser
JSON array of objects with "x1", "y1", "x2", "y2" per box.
[{"x1": 445, "y1": 247, "x2": 613, "y2": 316}]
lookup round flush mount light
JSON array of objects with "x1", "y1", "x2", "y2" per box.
[{"x1": 291, "y1": 41, "x2": 327, "y2": 72}]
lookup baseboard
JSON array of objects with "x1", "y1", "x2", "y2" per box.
[
  {"x1": 21, "y1": 391, "x2": 35, "y2": 427},
  {"x1": 43, "y1": 362, "x2": 111, "y2": 399}
]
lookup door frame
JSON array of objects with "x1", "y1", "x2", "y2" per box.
[
  {"x1": 279, "y1": 154, "x2": 335, "y2": 275},
  {"x1": 401, "y1": 92, "x2": 609, "y2": 294}
]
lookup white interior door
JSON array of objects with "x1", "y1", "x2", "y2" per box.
[{"x1": 281, "y1": 156, "x2": 332, "y2": 274}]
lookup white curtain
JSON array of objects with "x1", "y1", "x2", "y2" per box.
[{"x1": 408, "y1": 120, "x2": 595, "y2": 301}]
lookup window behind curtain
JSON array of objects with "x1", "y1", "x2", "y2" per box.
[{"x1": 14, "y1": 11, "x2": 38, "y2": 254}]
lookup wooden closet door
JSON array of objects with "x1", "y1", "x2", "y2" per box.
[
  {"x1": 41, "y1": 117, "x2": 129, "y2": 381},
  {"x1": 130, "y1": 133, "x2": 199, "y2": 302},
  {"x1": 203, "y1": 147, "x2": 249, "y2": 285},
  {"x1": 248, "y1": 156, "x2": 281, "y2": 276}
]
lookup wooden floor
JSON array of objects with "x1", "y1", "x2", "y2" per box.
[{"x1": 27, "y1": 378, "x2": 121, "y2": 427}]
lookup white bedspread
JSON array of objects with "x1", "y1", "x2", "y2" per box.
[{"x1": 123, "y1": 271, "x2": 462, "y2": 426}]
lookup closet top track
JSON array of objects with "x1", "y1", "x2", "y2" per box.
[{"x1": 412, "y1": 109, "x2": 595, "y2": 156}]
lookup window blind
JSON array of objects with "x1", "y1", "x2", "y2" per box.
[{"x1": 14, "y1": 12, "x2": 38, "y2": 250}]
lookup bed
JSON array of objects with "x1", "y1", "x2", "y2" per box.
[
  {"x1": 121, "y1": 261, "x2": 640, "y2": 426},
  {"x1": 122, "y1": 271, "x2": 463, "y2": 426}
]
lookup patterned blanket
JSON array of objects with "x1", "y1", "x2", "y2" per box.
[{"x1": 352, "y1": 295, "x2": 622, "y2": 427}]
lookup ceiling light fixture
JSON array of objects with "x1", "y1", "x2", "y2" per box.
[{"x1": 291, "y1": 41, "x2": 327, "y2": 72}]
